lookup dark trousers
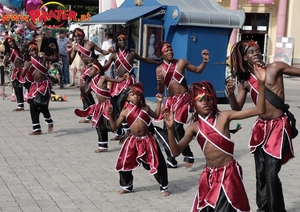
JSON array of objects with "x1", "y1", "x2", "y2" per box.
[
  {"x1": 254, "y1": 132, "x2": 288, "y2": 212},
  {"x1": 96, "y1": 118, "x2": 112, "y2": 150},
  {"x1": 61, "y1": 55, "x2": 69, "y2": 84},
  {"x1": 200, "y1": 188, "x2": 237, "y2": 212},
  {"x1": 159, "y1": 122, "x2": 194, "y2": 166},
  {"x1": 119, "y1": 141, "x2": 168, "y2": 192},
  {"x1": 29, "y1": 99, "x2": 53, "y2": 131},
  {"x1": 12, "y1": 80, "x2": 24, "y2": 108},
  {"x1": 82, "y1": 77, "x2": 95, "y2": 120}
]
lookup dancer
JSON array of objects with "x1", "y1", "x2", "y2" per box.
[
  {"x1": 22, "y1": 42, "x2": 58, "y2": 135},
  {"x1": 226, "y1": 40, "x2": 297, "y2": 212},
  {"x1": 163, "y1": 60, "x2": 266, "y2": 211},
  {"x1": 103, "y1": 32, "x2": 160, "y2": 141},
  {"x1": 107, "y1": 83, "x2": 169, "y2": 196},
  {"x1": 155, "y1": 41, "x2": 209, "y2": 168},
  {"x1": 3, "y1": 37, "x2": 29, "y2": 111},
  {"x1": 66, "y1": 28, "x2": 111, "y2": 123},
  {"x1": 74, "y1": 62, "x2": 128, "y2": 153}
]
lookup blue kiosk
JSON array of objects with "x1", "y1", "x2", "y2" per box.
[{"x1": 79, "y1": 0, "x2": 245, "y2": 101}]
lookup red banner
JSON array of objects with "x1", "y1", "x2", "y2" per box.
[{"x1": 248, "y1": 0, "x2": 274, "y2": 4}]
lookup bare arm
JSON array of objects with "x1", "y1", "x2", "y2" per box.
[
  {"x1": 145, "y1": 93, "x2": 163, "y2": 119},
  {"x1": 66, "y1": 42, "x2": 76, "y2": 65},
  {"x1": 102, "y1": 73, "x2": 128, "y2": 83},
  {"x1": 102, "y1": 53, "x2": 115, "y2": 70},
  {"x1": 107, "y1": 106, "x2": 127, "y2": 132},
  {"x1": 163, "y1": 109, "x2": 197, "y2": 156},
  {"x1": 21, "y1": 61, "x2": 31, "y2": 77},
  {"x1": 184, "y1": 49, "x2": 210, "y2": 73},
  {"x1": 3, "y1": 52, "x2": 10, "y2": 67},
  {"x1": 93, "y1": 42, "x2": 109, "y2": 55},
  {"x1": 156, "y1": 66, "x2": 164, "y2": 94},
  {"x1": 271, "y1": 61, "x2": 300, "y2": 77},
  {"x1": 227, "y1": 82, "x2": 248, "y2": 111},
  {"x1": 227, "y1": 61, "x2": 266, "y2": 120},
  {"x1": 134, "y1": 52, "x2": 160, "y2": 65},
  {"x1": 79, "y1": 82, "x2": 92, "y2": 98}
]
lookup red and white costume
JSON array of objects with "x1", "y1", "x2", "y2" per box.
[
  {"x1": 116, "y1": 103, "x2": 159, "y2": 175},
  {"x1": 10, "y1": 49, "x2": 26, "y2": 83},
  {"x1": 192, "y1": 113, "x2": 250, "y2": 212},
  {"x1": 27, "y1": 57, "x2": 51, "y2": 100},
  {"x1": 110, "y1": 48, "x2": 136, "y2": 97},
  {"x1": 157, "y1": 59, "x2": 189, "y2": 124},
  {"x1": 74, "y1": 75, "x2": 111, "y2": 127},
  {"x1": 248, "y1": 73, "x2": 294, "y2": 164}
]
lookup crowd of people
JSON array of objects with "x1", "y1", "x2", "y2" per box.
[{"x1": 3, "y1": 27, "x2": 299, "y2": 212}]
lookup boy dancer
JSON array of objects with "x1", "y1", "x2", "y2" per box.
[
  {"x1": 155, "y1": 41, "x2": 209, "y2": 168},
  {"x1": 226, "y1": 40, "x2": 297, "y2": 212},
  {"x1": 163, "y1": 60, "x2": 266, "y2": 211},
  {"x1": 3, "y1": 37, "x2": 30, "y2": 111},
  {"x1": 66, "y1": 28, "x2": 111, "y2": 123},
  {"x1": 74, "y1": 62, "x2": 128, "y2": 153},
  {"x1": 103, "y1": 32, "x2": 160, "y2": 141},
  {"x1": 22, "y1": 42, "x2": 58, "y2": 135},
  {"x1": 107, "y1": 83, "x2": 169, "y2": 196}
]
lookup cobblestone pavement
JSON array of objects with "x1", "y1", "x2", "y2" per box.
[{"x1": 0, "y1": 77, "x2": 300, "y2": 212}]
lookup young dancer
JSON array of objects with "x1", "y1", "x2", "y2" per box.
[
  {"x1": 66, "y1": 28, "x2": 111, "y2": 123},
  {"x1": 103, "y1": 32, "x2": 160, "y2": 141},
  {"x1": 3, "y1": 37, "x2": 29, "y2": 111},
  {"x1": 155, "y1": 41, "x2": 209, "y2": 168},
  {"x1": 22, "y1": 42, "x2": 58, "y2": 135},
  {"x1": 74, "y1": 62, "x2": 128, "y2": 153},
  {"x1": 107, "y1": 83, "x2": 169, "y2": 196},
  {"x1": 163, "y1": 60, "x2": 266, "y2": 211},
  {"x1": 226, "y1": 40, "x2": 297, "y2": 212}
]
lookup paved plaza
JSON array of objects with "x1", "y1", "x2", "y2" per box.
[{"x1": 0, "y1": 77, "x2": 300, "y2": 212}]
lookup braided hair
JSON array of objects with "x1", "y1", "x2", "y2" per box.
[
  {"x1": 230, "y1": 40, "x2": 260, "y2": 83},
  {"x1": 188, "y1": 81, "x2": 219, "y2": 123}
]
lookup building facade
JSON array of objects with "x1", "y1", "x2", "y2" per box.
[{"x1": 218, "y1": 0, "x2": 300, "y2": 65}]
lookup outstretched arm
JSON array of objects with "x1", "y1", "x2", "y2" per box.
[
  {"x1": 93, "y1": 42, "x2": 111, "y2": 56},
  {"x1": 102, "y1": 53, "x2": 115, "y2": 70},
  {"x1": 134, "y1": 52, "x2": 160, "y2": 65},
  {"x1": 107, "y1": 106, "x2": 127, "y2": 132},
  {"x1": 103, "y1": 72, "x2": 128, "y2": 83},
  {"x1": 185, "y1": 49, "x2": 209, "y2": 73},
  {"x1": 163, "y1": 108, "x2": 196, "y2": 156}
]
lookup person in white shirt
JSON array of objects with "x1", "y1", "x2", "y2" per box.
[{"x1": 101, "y1": 33, "x2": 115, "y2": 88}]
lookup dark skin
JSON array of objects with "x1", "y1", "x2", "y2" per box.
[
  {"x1": 80, "y1": 66, "x2": 129, "y2": 102},
  {"x1": 106, "y1": 92, "x2": 169, "y2": 196},
  {"x1": 3, "y1": 40, "x2": 24, "y2": 68},
  {"x1": 66, "y1": 34, "x2": 110, "y2": 66},
  {"x1": 156, "y1": 45, "x2": 209, "y2": 96},
  {"x1": 21, "y1": 43, "x2": 58, "y2": 135},
  {"x1": 226, "y1": 45, "x2": 300, "y2": 120},
  {"x1": 22, "y1": 43, "x2": 58, "y2": 82},
  {"x1": 102, "y1": 37, "x2": 160, "y2": 78},
  {"x1": 164, "y1": 62, "x2": 266, "y2": 168}
]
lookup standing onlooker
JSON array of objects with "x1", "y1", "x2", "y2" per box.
[
  {"x1": 40, "y1": 29, "x2": 59, "y2": 57},
  {"x1": 57, "y1": 31, "x2": 70, "y2": 85}
]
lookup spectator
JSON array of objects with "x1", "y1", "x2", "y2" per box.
[
  {"x1": 40, "y1": 29, "x2": 59, "y2": 57},
  {"x1": 57, "y1": 30, "x2": 69, "y2": 85},
  {"x1": 101, "y1": 33, "x2": 115, "y2": 88}
]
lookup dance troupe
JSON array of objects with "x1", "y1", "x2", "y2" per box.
[{"x1": 5, "y1": 27, "x2": 298, "y2": 211}]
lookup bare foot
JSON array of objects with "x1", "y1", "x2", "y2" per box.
[
  {"x1": 12, "y1": 108, "x2": 24, "y2": 111},
  {"x1": 48, "y1": 123, "x2": 54, "y2": 133},
  {"x1": 161, "y1": 191, "x2": 170, "y2": 196},
  {"x1": 79, "y1": 119, "x2": 91, "y2": 123},
  {"x1": 118, "y1": 189, "x2": 131, "y2": 195},
  {"x1": 185, "y1": 162, "x2": 193, "y2": 169},
  {"x1": 29, "y1": 130, "x2": 42, "y2": 135},
  {"x1": 94, "y1": 149, "x2": 108, "y2": 153}
]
